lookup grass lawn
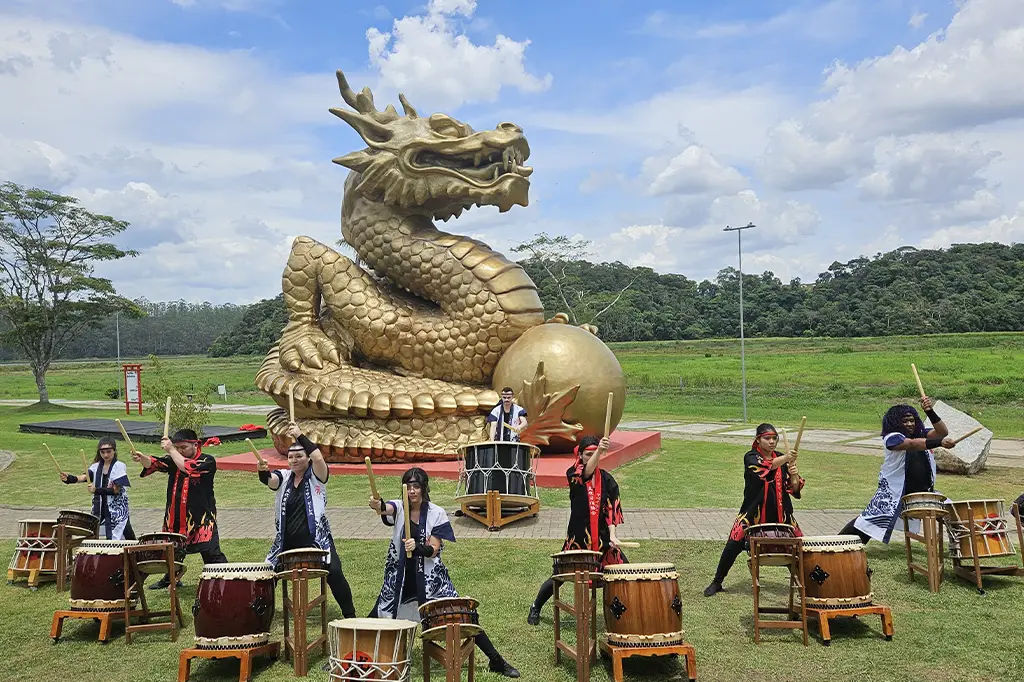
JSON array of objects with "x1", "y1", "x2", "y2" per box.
[
  {"x1": 3, "y1": 406, "x2": 1023, "y2": 512},
  {"x1": 2, "y1": 538, "x2": 1022, "y2": 681},
  {"x1": 4, "y1": 332, "x2": 1024, "y2": 437}
]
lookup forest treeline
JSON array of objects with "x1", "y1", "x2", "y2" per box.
[{"x1": 2, "y1": 242, "x2": 1022, "y2": 361}]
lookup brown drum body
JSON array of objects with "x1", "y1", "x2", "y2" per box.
[
  {"x1": 901, "y1": 493, "x2": 948, "y2": 520},
  {"x1": 135, "y1": 532, "x2": 187, "y2": 573},
  {"x1": 70, "y1": 540, "x2": 139, "y2": 611},
  {"x1": 193, "y1": 563, "x2": 276, "y2": 649},
  {"x1": 551, "y1": 550, "x2": 602, "y2": 579},
  {"x1": 801, "y1": 535, "x2": 873, "y2": 609},
  {"x1": 945, "y1": 499, "x2": 1014, "y2": 558},
  {"x1": 276, "y1": 547, "x2": 328, "y2": 575},
  {"x1": 602, "y1": 563, "x2": 683, "y2": 647},
  {"x1": 57, "y1": 510, "x2": 100, "y2": 537},
  {"x1": 419, "y1": 597, "x2": 482, "y2": 641},
  {"x1": 746, "y1": 523, "x2": 797, "y2": 556}
]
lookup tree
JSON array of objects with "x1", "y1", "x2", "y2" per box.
[
  {"x1": 513, "y1": 232, "x2": 638, "y2": 330},
  {"x1": 145, "y1": 354, "x2": 212, "y2": 437},
  {"x1": 0, "y1": 182, "x2": 143, "y2": 403}
]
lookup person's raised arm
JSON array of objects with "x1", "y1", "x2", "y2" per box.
[
  {"x1": 287, "y1": 422, "x2": 329, "y2": 482},
  {"x1": 920, "y1": 396, "x2": 949, "y2": 438},
  {"x1": 583, "y1": 437, "x2": 610, "y2": 480}
]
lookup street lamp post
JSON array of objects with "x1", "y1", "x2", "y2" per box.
[{"x1": 723, "y1": 222, "x2": 755, "y2": 423}]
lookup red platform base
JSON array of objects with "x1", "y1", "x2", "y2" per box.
[{"x1": 217, "y1": 430, "x2": 660, "y2": 488}]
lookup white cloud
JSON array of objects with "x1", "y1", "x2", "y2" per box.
[
  {"x1": 365, "y1": 0, "x2": 552, "y2": 110},
  {"x1": 644, "y1": 144, "x2": 747, "y2": 196},
  {"x1": 930, "y1": 189, "x2": 1004, "y2": 223},
  {"x1": 921, "y1": 202, "x2": 1024, "y2": 248},
  {"x1": 639, "y1": 1, "x2": 862, "y2": 43},
  {"x1": 909, "y1": 12, "x2": 927, "y2": 28}
]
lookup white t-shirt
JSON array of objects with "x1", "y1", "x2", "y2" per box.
[{"x1": 486, "y1": 403, "x2": 526, "y2": 442}]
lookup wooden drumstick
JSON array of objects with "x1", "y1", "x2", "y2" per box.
[
  {"x1": 604, "y1": 392, "x2": 614, "y2": 438},
  {"x1": 502, "y1": 421, "x2": 521, "y2": 433},
  {"x1": 114, "y1": 419, "x2": 136, "y2": 453},
  {"x1": 911, "y1": 363, "x2": 926, "y2": 400},
  {"x1": 616, "y1": 541, "x2": 640, "y2": 548},
  {"x1": 245, "y1": 438, "x2": 267, "y2": 467},
  {"x1": 43, "y1": 443, "x2": 62, "y2": 475},
  {"x1": 951, "y1": 426, "x2": 983, "y2": 445},
  {"x1": 402, "y1": 483, "x2": 412, "y2": 558},
  {"x1": 792, "y1": 416, "x2": 807, "y2": 454},
  {"x1": 79, "y1": 448, "x2": 89, "y2": 472},
  {"x1": 288, "y1": 385, "x2": 296, "y2": 423},
  {"x1": 780, "y1": 428, "x2": 791, "y2": 453},
  {"x1": 365, "y1": 456, "x2": 380, "y2": 500},
  {"x1": 163, "y1": 396, "x2": 172, "y2": 439}
]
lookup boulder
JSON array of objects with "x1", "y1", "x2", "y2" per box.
[{"x1": 926, "y1": 400, "x2": 991, "y2": 475}]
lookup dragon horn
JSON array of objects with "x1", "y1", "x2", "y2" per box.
[
  {"x1": 335, "y1": 69, "x2": 379, "y2": 114},
  {"x1": 399, "y1": 93, "x2": 418, "y2": 118}
]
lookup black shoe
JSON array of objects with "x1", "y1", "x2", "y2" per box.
[
  {"x1": 527, "y1": 604, "x2": 541, "y2": 626},
  {"x1": 149, "y1": 576, "x2": 170, "y2": 590},
  {"x1": 703, "y1": 581, "x2": 724, "y2": 597},
  {"x1": 489, "y1": 657, "x2": 520, "y2": 678}
]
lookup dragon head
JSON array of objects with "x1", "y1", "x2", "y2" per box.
[{"x1": 330, "y1": 70, "x2": 532, "y2": 221}]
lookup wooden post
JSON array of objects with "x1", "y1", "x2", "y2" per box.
[{"x1": 403, "y1": 484, "x2": 412, "y2": 558}]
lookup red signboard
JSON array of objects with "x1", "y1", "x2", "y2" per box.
[{"x1": 122, "y1": 364, "x2": 143, "y2": 415}]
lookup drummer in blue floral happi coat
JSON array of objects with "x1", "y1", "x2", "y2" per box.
[{"x1": 60, "y1": 436, "x2": 135, "y2": 540}]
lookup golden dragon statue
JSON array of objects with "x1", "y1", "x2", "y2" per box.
[{"x1": 257, "y1": 70, "x2": 625, "y2": 462}]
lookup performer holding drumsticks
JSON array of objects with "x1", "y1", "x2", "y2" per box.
[
  {"x1": 60, "y1": 437, "x2": 136, "y2": 540},
  {"x1": 367, "y1": 468, "x2": 521, "y2": 678},
  {"x1": 527, "y1": 434, "x2": 627, "y2": 625},
  {"x1": 487, "y1": 387, "x2": 527, "y2": 442},
  {"x1": 259, "y1": 421, "x2": 356, "y2": 618},
  {"x1": 703, "y1": 422, "x2": 805, "y2": 597}
]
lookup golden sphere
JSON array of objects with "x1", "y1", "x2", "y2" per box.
[{"x1": 492, "y1": 324, "x2": 626, "y2": 453}]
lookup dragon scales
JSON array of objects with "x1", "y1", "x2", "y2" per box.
[{"x1": 256, "y1": 70, "x2": 625, "y2": 461}]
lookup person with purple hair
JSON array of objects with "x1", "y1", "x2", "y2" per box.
[{"x1": 839, "y1": 396, "x2": 956, "y2": 544}]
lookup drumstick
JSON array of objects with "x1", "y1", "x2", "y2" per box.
[
  {"x1": 792, "y1": 416, "x2": 807, "y2": 454},
  {"x1": 79, "y1": 448, "x2": 89, "y2": 473},
  {"x1": 288, "y1": 385, "x2": 296, "y2": 423},
  {"x1": 604, "y1": 391, "x2": 614, "y2": 438},
  {"x1": 42, "y1": 443, "x2": 62, "y2": 475},
  {"x1": 616, "y1": 541, "x2": 640, "y2": 548},
  {"x1": 402, "y1": 483, "x2": 412, "y2": 558},
  {"x1": 951, "y1": 426, "x2": 983, "y2": 445},
  {"x1": 502, "y1": 421, "x2": 521, "y2": 432},
  {"x1": 365, "y1": 456, "x2": 380, "y2": 500},
  {"x1": 114, "y1": 419, "x2": 137, "y2": 453},
  {"x1": 911, "y1": 363, "x2": 926, "y2": 400},
  {"x1": 781, "y1": 429, "x2": 791, "y2": 453},
  {"x1": 163, "y1": 396, "x2": 172, "y2": 439},
  {"x1": 245, "y1": 438, "x2": 267, "y2": 467}
]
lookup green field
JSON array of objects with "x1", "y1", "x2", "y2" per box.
[
  {"x1": 2, "y1": 406, "x2": 1022, "y2": 511},
  {"x1": 3, "y1": 332, "x2": 1024, "y2": 435},
  {"x1": 2, "y1": 538, "x2": 1022, "y2": 682}
]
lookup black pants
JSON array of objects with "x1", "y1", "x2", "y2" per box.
[
  {"x1": 159, "y1": 530, "x2": 228, "y2": 582},
  {"x1": 323, "y1": 540, "x2": 356, "y2": 618},
  {"x1": 532, "y1": 577, "x2": 554, "y2": 610},
  {"x1": 367, "y1": 602, "x2": 505, "y2": 662},
  {"x1": 839, "y1": 518, "x2": 872, "y2": 544},
  {"x1": 712, "y1": 538, "x2": 745, "y2": 584},
  {"x1": 122, "y1": 518, "x2": 136, "y2": 540}
]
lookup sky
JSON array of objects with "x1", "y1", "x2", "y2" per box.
[{"x1": 2, "y1": 0, "x2": 1024, "y2": 305}]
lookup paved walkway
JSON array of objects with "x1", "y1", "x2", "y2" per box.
[
  {"x1": 0, "y1": 504, "x2": 869, "y2": 541},
  {"x1": 619, "y1": 420, "x2": 1024, "y2": 468}
]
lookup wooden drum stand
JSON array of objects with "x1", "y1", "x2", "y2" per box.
[
  {"x1": 422, "y1": 621, "x2": 477, "y2": 682},
  {"x1": 553, "y1": 570, "x2": 599, "y2": 682},
  {"x1": 280, "y1": 567, "x2": 328, "y2": 677}
]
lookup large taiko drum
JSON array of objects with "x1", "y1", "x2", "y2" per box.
[
  {"x1": 69, "y1": 540, "x2": 139, "y2": 611},
  {"x1": 800, "y1": 535, "x2": 873, "y2": 609},
  {"x1": 328, "y1": 617, "x2": 418, "y2": 682},
  {"x1": 193, "y1": 563, "x2": 276, "y2": 649},
  {"x1": 455, "y1": 441, "x2": 540, "y2": 511},
  {"x1": 419, "y1": 597, "x2": 482, "y2": 641},
  {"x1": 134, "y1": 532, "x2": 187, "y2": 574},
  {"x1": 8, "y1": 519, "x2": 60, "y2": 577},
  {"x1": 275, "y1": 547, "x2": 329, "y2": 576},
  {"x1": 945, "y1": 499, "x2": 1016, "y2": 559},
  {"x1": 57, "y1": 509, "x2": 100, "y2": 537},
  {"x1": 602, "y1": 563, "x2": 684, "y2": 648}
]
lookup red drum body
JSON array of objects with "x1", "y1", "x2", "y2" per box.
[
  {"x1": 57, "y1": 509, "x2": 100, "y2": 537},
  {"x1": 418, "y1": 597, "x2": 482, "y2": 641},
  {"x1": 193, "y1": 563, "x2": 276, "y2": 649},
  {"x1": 69, "y1": 540, "x2": 139, "y2": 611},
  {"x1": 551, "y1": 550, "x2": 603, "y2": 580},
  {"x1": 135, "y1": 532, "x2": 187, "y2": 574},
  {"x1": 746, "y1": 523, "x2": 797, "y2": 557}
]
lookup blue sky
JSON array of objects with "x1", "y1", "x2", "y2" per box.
[{"x1": 2, "y1": 0, "x2": 1023, "y2": 304}]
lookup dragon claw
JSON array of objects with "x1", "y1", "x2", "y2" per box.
[{"x1": 279, "y1": 322, "x2": 340, "y2": 373}]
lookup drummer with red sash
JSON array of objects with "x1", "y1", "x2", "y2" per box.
[
  {"x1": 527, "y1": 435, "x2": 625, "y2": 625},
  {"x1": 133, "y1": 428, "x2": 228, "y2": 589},
  {"x1": 703, "y1": 422, "x2": 804, "y2": 597}
]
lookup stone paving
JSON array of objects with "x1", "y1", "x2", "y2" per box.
[{"x1": 0, "y1": 504, "x2": 870, "y2": 542}]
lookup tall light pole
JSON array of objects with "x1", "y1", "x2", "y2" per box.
[
  {"x1": 723, "y1": 222, "x2": 755, "y2": 423},
  {"x1": 115, "y1": 312, "x2": 121, "y2": 398}
]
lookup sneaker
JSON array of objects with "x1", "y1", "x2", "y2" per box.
[
  {"x1": 488, "y1": 658, "x2": 520, "y2": 678},
  {"x1": 148, "y1": 576, "x2": 171, "y2": 590},
  {"x1": 702, "y1": 581, "x2": 724, "y2": 597},
  {"x1": 527, "y1": 604, "x2": 541, "y2": 626}
]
